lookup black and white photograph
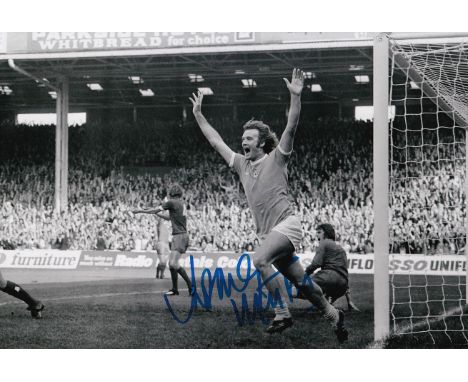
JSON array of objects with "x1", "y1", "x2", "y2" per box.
[{"x1": 1, "y1": 1, "x2": 468, "y2": 380}]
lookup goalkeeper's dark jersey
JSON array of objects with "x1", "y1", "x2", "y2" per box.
[
  {"x1": 310, "y1": 239, "x2": 348, "y2": 281},
  {"x1": 162, "y1": 199, "x2": 187, "y2": 235}
]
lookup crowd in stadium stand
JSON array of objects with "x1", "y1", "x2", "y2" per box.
[{"x1": 0, "y1": 116, "x2": 465, "y2": 254}]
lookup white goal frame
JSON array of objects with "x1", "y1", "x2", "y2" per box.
[{"x1": 373, "y1": 32, "x2": 468, "y2": 341}]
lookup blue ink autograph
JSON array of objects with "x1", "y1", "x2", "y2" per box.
[{"x1": 163, "y1": 253, "x2": 315, "y2": 326}]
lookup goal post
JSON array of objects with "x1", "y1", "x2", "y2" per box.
[
  {"x1": 373, "y1": 32, "x2": 468, "y2": 346},
  {"x1": 373, "y1": 33, "x2": 390, "y2": 341}
]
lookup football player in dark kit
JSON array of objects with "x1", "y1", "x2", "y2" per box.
[
  {"x1": 303, "y1": 223, "x2": 359, "y2": 311},
  {"x1": 133, "y1": 184, "x2": 193, "y2": 296},
  {"x1": 0, "y1": 270, "x2": 44, "y2": 318}
]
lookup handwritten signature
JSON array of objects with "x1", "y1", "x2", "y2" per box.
[{"x1": 164, "y1": 253, "x2": 316, "y2": 326}]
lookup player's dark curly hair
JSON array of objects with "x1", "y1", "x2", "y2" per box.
[
  {"x1": 317, "y1": 223, "x2": 336, "y2": 241},
  {"x1": 243, "y1": 119, "x2": 278, "y2": 154},
  {"x1": 169, "y1": 184, "x2": 183, "y2": 198}
]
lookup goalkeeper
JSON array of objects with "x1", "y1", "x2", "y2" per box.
[{"x1": 300, "y1": 223, "x2": 359, "y2": 311}]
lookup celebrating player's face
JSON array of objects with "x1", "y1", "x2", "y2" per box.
[{"x1": 242, "y1": 129, "x2": 264, "y2": 161}]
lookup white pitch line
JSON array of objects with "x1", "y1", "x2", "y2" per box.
[
  {"x1": 368, "y1": 304, "x2": 468, "y2": 348},
  {"x1": 0, "y1": 288, "x2": 188, "y2": 307}
]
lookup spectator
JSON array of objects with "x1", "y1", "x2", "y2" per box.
[
  {"x1": 96, "y1": 231, "x2": 107, "y2": 250},
  {"x1": 0, "y1": 117, "x2": 464, "y2": 254}
]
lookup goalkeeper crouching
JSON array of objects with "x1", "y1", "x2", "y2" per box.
[{"x1": 298, "y1": 223, "x2": 359, "y2": 311}]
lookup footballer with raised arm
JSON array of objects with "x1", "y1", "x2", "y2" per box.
[
  {"x1": 190, "y1": 69, "x2": 348, "y2": 342},
  {"x1": 133, "y1": 184, "x2": 193, "y2": 296}
]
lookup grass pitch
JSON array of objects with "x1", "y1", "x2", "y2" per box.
[{"x1": 0, "y1": 274, "x2": 374, "y2": 349}]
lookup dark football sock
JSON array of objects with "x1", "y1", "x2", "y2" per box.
[
  {"x1": 177, "y1": 267, "x2": 192, "y2": 288},
  {"x1": 169, "y1": 267, "x2": 178, "y2": 291},
  {"x1": 160, "y1": 264, "x2": 166, "y2": 278},
  {"x1": 1, "y1": 281, "x2": 38, "y2": 306}
]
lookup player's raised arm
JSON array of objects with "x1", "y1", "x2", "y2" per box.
[
  {"x1": 156, "y1": 210, "x2": 170, "y2": 221},
  {"x1": 279, "y1": 68, "x2": 304, "y2": 154},
  {"x1": 190, "y1": 91, "x2": 234, "y2": 164},
  {"x1": 132, "y1": 206, "x2": 163, "y2": 215}
]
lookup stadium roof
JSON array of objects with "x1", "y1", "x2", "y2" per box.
[
  {"x1": 0, "y1": 32, "x2": 378, "y2": 111},
  {"x1": 2, "y1": 32, "x2": 466, "y2": 113}
]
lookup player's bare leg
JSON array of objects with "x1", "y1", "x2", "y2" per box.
[
  {"x1": 156, "y1": 243, "x2": 169, "y2": 279},
  {"x1": 156, "y1": 254, "x2": 166, "y2": 279},
  {"x1": 252, "y1": 231, "x2": 299, "y2": 333},
  {"x1": 0, "y1": 271, "x2": 44, "y2": 319},
  {"x1": 160, "y1": 249, "x2": 169, "y2": 280},
  {"x1": 156, "y1": 260, "x2": 161, "y2": 279},
  {"x1": 157, "y1": 261, "x2": 166, "y2": 279},
  {"x1": 274, "y1": 255, "x2": 349, "y2": 343}
]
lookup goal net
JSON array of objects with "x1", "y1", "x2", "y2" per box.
[{"x1": 383, "y1": 35, "x2": 468, "y2": 347}]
